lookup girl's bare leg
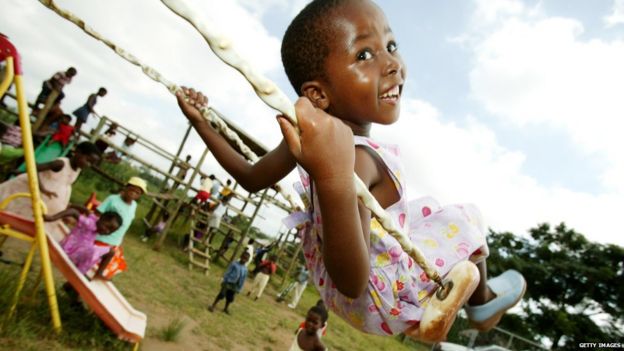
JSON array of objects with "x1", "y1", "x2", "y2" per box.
[{"x1": 467, "y1": 260, "x2": 495, "y2": 306}]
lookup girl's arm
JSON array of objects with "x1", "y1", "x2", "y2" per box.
[
  {"x1": 95, "y1": 250, "x2": 114, "y2": 280},
  {"x1": 66, "y1": 203, "x2": 91, "y2": 215},
  {"x1": 176, "y1": 88, "x2": 296, "y2": 192},
  {"x1": 279, "y1": 98, "x2": 378, "y2": 298},
  {"x1": 43, "y1": 207, "x2": 80, "y2": 222}
]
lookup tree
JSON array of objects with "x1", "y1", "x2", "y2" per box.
[{"x1": 487, "y1": 223, "x2": 624, "y2": 349}]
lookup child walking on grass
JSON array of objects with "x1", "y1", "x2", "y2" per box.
[
  {"x1": 208, "y1": 251, "x2": 250, "y2": 315},
  {"x1": 290, "y1": 303, "x2": 328, "y2": 351},
  {"x1": 176, "y1": 0, "x2": 525, "y2": 342},
  {"x1": 246, "y1": 254, "x2": 277, "y2": 301}
]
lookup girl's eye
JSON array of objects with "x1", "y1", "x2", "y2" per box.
[
  {"x1": 357, "y1": 50, "x2": 373, "y2": 61},
  {"x1": 387, "y1": 41, "x2": 398, "y2": 53}
]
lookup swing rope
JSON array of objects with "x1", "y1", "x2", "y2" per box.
[
  {"x1": 38, "y1": 0, "x2": 445, "y2": 289},
  {"x1": 37, "y1": 0, "x2": 298, "y2": 210}
]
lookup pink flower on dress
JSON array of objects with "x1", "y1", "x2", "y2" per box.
[
  {"x1": 419, "y1": 271, "x2": 430, "y2": 282},
  {"x1": 455, "y1": 242, "x2": 471, "y2": 259},
  {"x1": 398, "y1": 213, "x2": 406, "y2": 228},
  {"x1": 422, "y1": 206, "x2": 432, "y2": 217},
  {"x1": 368, "y1": 304, "x2": 379, "y2": 313},
  {"x1": 389, "y1": 308, "x2": 401, "y2": 316},
  {"x1": 395, "y1": 280, "x2": 405, "y2": 291},
  {"x1": 372, "y1": 274, "x2": 386, "y2": 291},
  {"x1": 388, "y1": 246, "x2": 402, "y2": 263},
  {"x1": 380, "y1": 322, "x2": 393, "y2": 335},
  {"x1": 435, "y1": 258, "x2": 445, "y2": 267}
]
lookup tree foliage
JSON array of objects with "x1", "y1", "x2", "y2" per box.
[{"x1": 487, "y1": 223, "x2": 624, "y2": 349}]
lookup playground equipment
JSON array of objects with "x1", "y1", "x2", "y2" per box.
[
  {"x1": 0, "y1": 33, "x2": 62, "y2": 332},
  {"x1": 37, "y1": 0, "x2": 481, "y2": 341},
  {"x1": 17, "y1": 135, "x2": 74, "y2": 173},
  {"x1": 0, "y1": 34, "x2": 145, "y2": 347},
  {"x1": 0, "y1": 211, "x2": 147, "y2": 342}
]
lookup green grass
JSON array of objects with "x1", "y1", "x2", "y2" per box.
[
  {"x1": 156, "y1": 317, "x2": 186, "y2": 342},
  {"x1": 0, "y1": 164, "x2": 433, "y2": 350}
]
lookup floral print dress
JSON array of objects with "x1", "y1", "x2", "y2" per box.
[{"x1": 298, "y1": 136, "x2": 488, "y2": 335}]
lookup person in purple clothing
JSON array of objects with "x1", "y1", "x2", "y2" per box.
[{"x1": 44, "y1": 208, "x2": 122, "y2": 277}]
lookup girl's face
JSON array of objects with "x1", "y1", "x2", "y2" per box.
[
  {"x1": 321, "y1": 1, "x2": 406, "y2": 135},
  {"x1": 74, "y1": 152, "x2": 100, "y2": 169},
  {"x1": 96, "y1": 217, "x2": 120, "y2": 235},
  {"x1": 304, "y1": 311, "x2": 323, "y2": 335}
]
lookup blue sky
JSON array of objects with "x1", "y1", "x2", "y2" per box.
[{"x1": 2, "y1": 0, "x2": 623, "y2": 245}]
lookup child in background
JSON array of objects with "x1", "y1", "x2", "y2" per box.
[
  {"x1": 192, "y1": 175, "x2": 213, "y2": 204},
  {"x1": 219, "y1": 179, "x2": 232, "y2": 199},
  {"x1": 44, "y1": 208, "x2": 122, "y2": 276},
  {"x1": 247, "y1": 254, "x2": 277, "y2": 301},
  {"x1": 176, "y1": 0, "x2": 526, "y2": 341},
  {"x1": 0, "y1": 123, "x2": 24, "y2": 167},
  {"x1": 244, "y1": 237, "x2": 255, "y2": 267},
  {"x1": 288, "y1": 265, "x2": 310, "y2": 309},
  {"x1": 209, "y1": 175, "x2": 220, "y2": 199},
  {"x1": 208, "y1": 251, "x2": 250, "y2": 315},
  {"x1": 93, "y1": 177, "x2": 146, "y2": 278},
  {"x1": 32, "y1": 67, "x2": 77, "y2": 116},
  {"x1": 94, "y1": 122, "x2": 118, "y2": 154},
  {"x1": 73, "y1": 87, "x2": 107, "y2": 135},
  {"x1": 0, "y1": 142, "x2": 101, "y2": 219},
  {"x1": 0, "y1": 120, "x2": 22, "y2": 148},
  {"x1": 49, "y1": 114, "x2": 75, "y2": 147},
  {"x1": 141, "y1": 211, "x2": 169, "y2": 242},
  {"x1": 207, "y1": 195, "x2": 230, "y2": 239},
  {"x1": 290, "y1": 303, "x2": 328, "y2": 351}
]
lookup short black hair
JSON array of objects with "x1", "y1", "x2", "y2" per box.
[
  {"x1": 281, "y1": 0, "x2": 349, "y2": 95},
  {"x1": 75, "y1": 141, "x2": 102, "y2": 157},
  {"x1": 309, "y1": 304, "x2": 329, "y2": 324},
  {"x1": 248, "y1": 238, "x2": 255, "y2": 245},
  {"x1": 98, "y1": 87, "x2": 107, "y2": 94},
  {"x1": 100, "y1": 211, "x2": 122, "y2": 227},
  {"x1": 66, "y1": 67, "x2": 77, "y2": 76}
]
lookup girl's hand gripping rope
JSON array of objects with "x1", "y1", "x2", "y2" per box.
[
  {"x1": 176, "y1": 86, "x2": 209, "y2": 123},
  {"x1": 278, "y1": 97, "x2": 355, "y2": 184}
]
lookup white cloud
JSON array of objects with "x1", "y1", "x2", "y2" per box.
[
  {"x1": 605, "y1": 0, "x2": 624, "y2": 27},
  {"x1": 374, "y1": 99, "x2": 624, "y2": 246},
  {"x1": 469, "y1": 15, "x2": 624, "y2": 194}
]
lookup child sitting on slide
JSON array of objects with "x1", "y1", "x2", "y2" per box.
[
  {"x1": 44, "y1": 208, "x2": 122, "y2": 278},
  {"x1": 175, "y1": 0, "x2": 526, "y2": 342}
]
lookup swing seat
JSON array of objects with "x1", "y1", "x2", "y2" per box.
[{"x1": 405, "y1": 260, "x2": 480, "y2": 343}]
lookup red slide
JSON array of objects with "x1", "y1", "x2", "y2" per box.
[{"x1": 0, "y1": 211, "x2": 147, "y2": 342}]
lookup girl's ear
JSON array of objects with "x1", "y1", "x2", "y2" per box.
[{"x1": 300, "y1": 81, "x2": 330, "y2": 110}]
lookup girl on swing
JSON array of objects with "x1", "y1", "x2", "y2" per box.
[{"x1": 176, "y1": 0, "x2": 525, "y2": 342}]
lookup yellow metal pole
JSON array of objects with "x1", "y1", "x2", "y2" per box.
[
  {"x1": 14, "y1": 74, "x2": 62, "y2": 332},
  {"x1": 7, "y1": 242, "x2": 37, "y2": 320},
  {"x1": 0, "y1": 58, "x2": 14, "y2": 97}
]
